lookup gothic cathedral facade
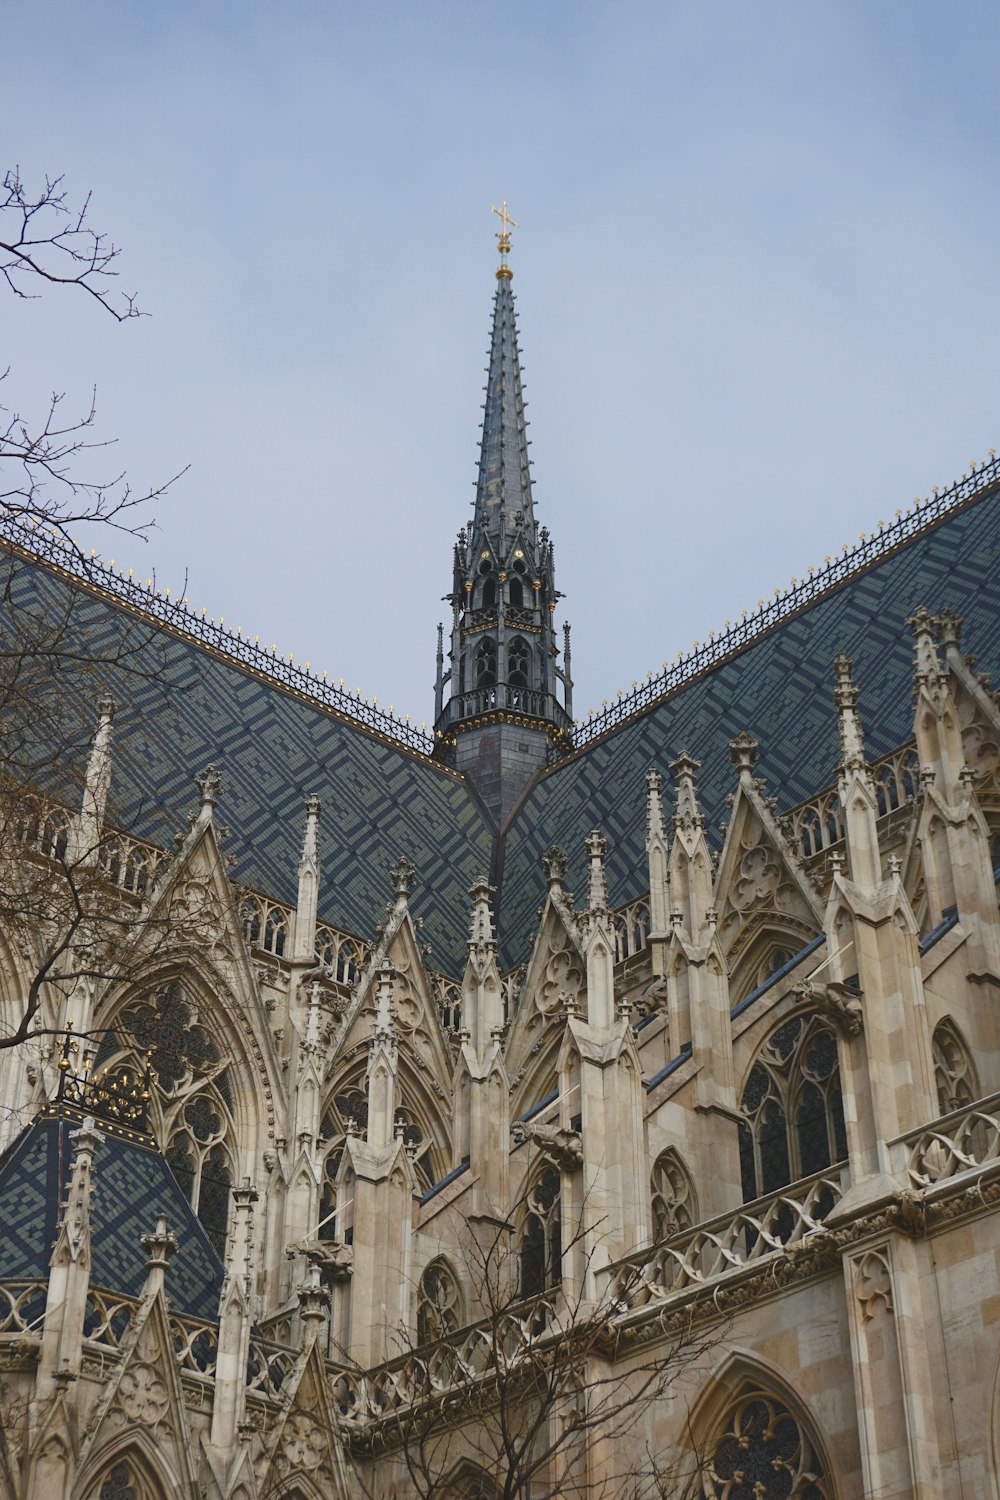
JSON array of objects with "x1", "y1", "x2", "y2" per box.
[{"x1": 0, "y1": 231, "x2": 999, "y2": 1498}]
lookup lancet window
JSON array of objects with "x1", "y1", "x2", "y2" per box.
[
  {"x1": 508, "y1": 635, "x2": 531, "y2": 687},
  {"x1": 416, "y1": 1258, "x2": 464, "y2": 1344},
  {"x1": 738, "y1": 1013, "x2": 847, "y2": 1203},
  {"x1": 318, "y1": 1078, "x2": 442, "y2": 1228},
  {"x1": 696, "y1": 1386, "x2": 832, "y2": 1498},
  {"x1": 96, "y1": 981, "x2": 236, "y2": 1256},
  {"x1": 518, "y1": 1167, "x2": 562, "y2": 1299},
  {"x1": 932, "y1": 1018, "x2": 978, "y2": 1115},
  {"x1": 476, "y1": 638, "x2": 497, "y2": 688},
  {"x1": 650, "y1": 1148, "x2": 697, "y2": 1241},
  {"x1": 317, "y1": 1084, "x2": 366, "y2": 1241}
]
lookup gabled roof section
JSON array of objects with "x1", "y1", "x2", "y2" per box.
[
  {"x1": 473, "y1": 276, "x2": 536, "y2": 545},
  {"x1": 0, "y1": 1108, "x2": 224, "y2": 1319},
  {"x1": 497, "y1": 467, "x2": 1000, "y2": 968},
  {"x1": 0, "y1": 523, "x2": 495, "y2": 976}
]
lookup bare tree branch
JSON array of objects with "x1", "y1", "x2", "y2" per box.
[{"x1": 1, "y1": 167, "x2": 141, "y2": 320}]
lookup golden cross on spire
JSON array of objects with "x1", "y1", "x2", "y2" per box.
[{"x1": 491, "y1": 201, "x2": 519, "y2": 280}]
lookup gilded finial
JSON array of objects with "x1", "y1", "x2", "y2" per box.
[{"x1": 491, "y1": 200, "x2": 519, "y2": 280}]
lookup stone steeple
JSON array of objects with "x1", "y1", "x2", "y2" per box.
[{"x1": 433, "y1": 210, "x2": 572, "y2": 823}]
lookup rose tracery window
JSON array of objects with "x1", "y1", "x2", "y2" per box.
[
  {"x1": 417, "y1": 1258, "x2": 463, "y2": 1344},
  {"x1": 96, "y1": 982, "x2": 235, "y2": 1255},
  {"x1": 519, "y1": 1167, "x2": 562, "y2": 1299},
  {"x1": 697, "y1": 1387, "x2": 832, "y2": 1499},
  {"x1": 94, "y1": 1459, "x2": 161, "y2": 1500},
  {"x1": 738, "y1": 1014, "x2": 847, "y2": 1203},
  {"x1": 98, "y1": 1465, "x2": 139, "y2": 1500},
  {"x1": 651, "y1": 1148, "x2": 697, "y2": 1241}
]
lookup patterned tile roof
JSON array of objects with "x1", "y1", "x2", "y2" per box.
[
  {"x1": 496, "y1": 479, "x2": 1000, "y2": 968},
  {"x1": 1, "y1": 550, "x2": 495, "y2": 977},
  {"x1": 4, "y1": 468, "x2": 1000, "y2": 977},
  {"x1": 0, "y1": 1111, "x2": 224, "y2": 1319}
]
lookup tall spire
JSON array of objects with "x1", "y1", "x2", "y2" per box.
[
  {"x1": 433, "y1": 208, "x2": 573, "y2": 821},
  {"x1": 474, "y1": 205, "x2": 535, "y2": 544}
]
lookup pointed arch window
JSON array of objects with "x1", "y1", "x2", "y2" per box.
[
  {"x1": 507, "y1": 635, "x2": 531, "y2": 688},
  {"x1": 96, "y1": 982, "x2": 236, "y2": 1255},
  {"x1": 697, "y1": 1385, "x2": 833, "y2": 1498},
  {"x1": 508, "y1": 578, "x2": 524, "y2": 609},
  {"x1": 318, "y1": 1077, "x2": 443, "y2": 1226},
  {"x1": 475, "y1": 638, "x2": 497, "y2": 688},
  {"x1": 417, "y1": 1257, "x2": 464, "y2": 1344},
  {"x1": 91, "y1": 1456, "x2": 165, "y2": 1500},
  {"x1": 518, "y1": 1167, "x2": 562, "y2": 1299},
  {"x1": 932, "y1": 1018, "x2": 978, "y2": 1115},
  {"x1": 738, "y1": 1013, "x2": 847, "y2": 1203},
  {"x1": 481, "y1": 577, "x2": 497, "y2": 610},
  {"x1": 650, "y1": 1148, "x2": 697, "y2": 1241}
]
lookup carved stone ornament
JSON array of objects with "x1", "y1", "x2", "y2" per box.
[
  {"x1": 168, "y1": 873, "x2": 225, "y2": 951},
  {"x1": 286, "y1": 1240, "x2": 354, "y2": 1280},
  {"x1": 536, "y1": 938, "x2": 584, "y2": 1016},
  {"x1": 278, "y1": 1409, "x2": 327, "y2": 1472},
  {"x1": 118, "y1": 1358, "x2": 170, "y2": 1428},
  {"x1": 854, "y1": 1247, "x2": 893, "y2": 1320},
  {"x1": 793, "y1": 978, "x2": 863, "y2": 1036},
  {"x1": 511, "y1": 1119, "x2": 583, "y2": 1171}
]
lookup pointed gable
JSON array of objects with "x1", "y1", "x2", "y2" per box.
[{"x1": 500, "y1": 477, "x2": 1000, "y2": 967}]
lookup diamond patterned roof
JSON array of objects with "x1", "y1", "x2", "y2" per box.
[
  {"x1": 496, "y1": 481, "x2": 1000, "y2": 966},
  {"x1": 5, "y1": 475, "x2": 1000, "y2": 978},
  {"x1": 0, "y1": 1111, "x2": 224, "y2": 1319},
  {"x1": 2, "y1": 556, "x2": 495, "y2": 977}
]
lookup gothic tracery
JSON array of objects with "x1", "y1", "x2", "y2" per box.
[{"x1": 738, "y1": 1014, "x2": 847, "y2": 1203}]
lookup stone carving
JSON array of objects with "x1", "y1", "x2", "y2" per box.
[
  {"x1": 793, "y1": 978, "x2": 863, "y2": 1036},
  {"x1": 536, "y1": 939, "x2": 584, "y2": 1016},
  {"x1": 287, "y1": 1241, "x2": 354, "y2": 1280},
  {"x1": 650, "y1": 1148, "x2": 697, "y2": 1240},
  {"x1": 854, "y1": 1248, "x2": 893, "y2": 1320},
  {"x1": 278, "y1": 1409, "x2": 327, "y2": 1471},
  {"x1": 511, "y1": 1119, "x2": 582, "y2": 1170},
  {"x1": 118, "y1": 1361, "x2": 170, "y2": 1427},
  {"x1": 168, "y1": 872, "x2": 226, "y2": 953}
]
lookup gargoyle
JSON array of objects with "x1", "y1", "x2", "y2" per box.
[
  {"x1": 793, "y1": 978, "x2": 863, "y2": 1036},
  {"x1": 511, "y1": 1119, "x2": 583, "y2": 1170},
  {"x1": 286, "y1": 1239, "x2": 354, "y2": 1279}
]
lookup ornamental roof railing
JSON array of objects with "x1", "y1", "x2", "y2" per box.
[
  {"x1": 0, "y1": 509, "x2": 436, "y2": 758},
  {"x1": 570, "y1": 451, "x2": 1000, "y2": 751}
]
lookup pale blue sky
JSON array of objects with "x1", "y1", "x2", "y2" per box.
[{"x1": 5, "y1": 2, "x2": 1000, "y2": 729}]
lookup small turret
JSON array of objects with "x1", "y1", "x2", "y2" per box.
[{"x1": 433, "y1": 207, "x2": 572, "y2": 821}]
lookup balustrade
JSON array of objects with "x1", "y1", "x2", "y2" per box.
[
  {"x1": 0, "y1": 1280, "x2": 46, "y2": 1337},
  {"x1": 329, "y1": 1295, "x2": 560, "y2": 1428},
  {"x1": 315, "y1": 924, "x2": 368, "y2": 986},
  {"x1": 895, "y1": 1088, "x2": 1000, "y2": 1187},
  {"x1": 609, "y1": 1167, "x2": 846, "y2": 1312}
]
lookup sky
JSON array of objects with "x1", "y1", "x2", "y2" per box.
[{"x1": 5, "y1": 2, "x2": 1000, "y2": 732}]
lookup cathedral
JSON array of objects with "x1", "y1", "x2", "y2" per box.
[{"x1": 0, "y1": 215, "x2": 999, "y2": 1499}]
